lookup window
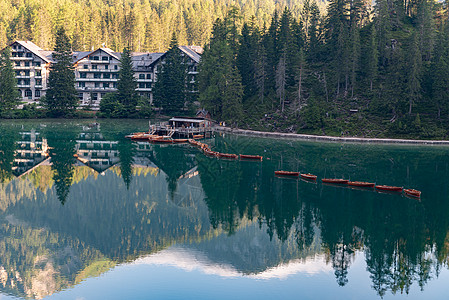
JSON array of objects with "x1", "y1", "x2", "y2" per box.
[
  {"x1": 16, "y1": 71, "x2": 20, "y2": 76},
  {"x1": 25, "y1": 89, "x2": 32, "y2": 99},
  {"x1": 80, "y1": 72, "x2": 87, "y2": 78},
  {"x1": 79, "y1": 82, "x2": 85, "y2": 87},
  {"x1": 92, "y1": 93, "x2": 98, "y2": 100},
  {"x1": 24, "y1": 71, "x2": 30, "y2": 76},
  {"x1": 36, "y1": 90, "x2": 41, "y2": 97},
  {"x1": 103, "y1": 73, "x2": 110, "y2": 79},
  {"x1": 146, "y1": 83, "x2": 152, "y2": 88},
  {"x1": 26, "y1": 52, "x2": 32, "y2": 58},
  {"x1": 35, "y1": 79, "x2": 42, "y2": 86},
  {"x1": 35, "y1": 70, "x2": 41, "y2": 77},
  {"x1": 23, "y1": 79, "x2": 30, "y2": 86},
  {"x1": 84, "y1": 65, "x2": 88, "y2": 69},
  {"x1": 105, "y1": 65, "x2": 108, "y2": 70},
  {"x1": 15, "y1": 61, "x2": 20, "y2": 66},
  {"x1": 112, "y1": 73, "x2": 118, "y2": 79},
  {"x1": 78, "y1": 93, "x2": 83, "y2": 100},
  {"x1": 94, "y1": 73, "x2": 101, "y2": 79},
  {"x1": 92, "y1": 56, "x2": 99, "y2": 61},
  {"x1": 13, "y1": 45, "x2": 16, "y2": 50},
  {"x1": 146, "y1": 74, "x2": 151, "y2": 79},
  {"x1": 114, "y1": 65, "x2": 118, "y2": 70},
  {"x1": 139, "y1": 83, "x2": 145, "y2": 88},
  {"x1": 102, "y1": 56, "x2": 109, "y2": 61},
  {"x1": 92, "y1": 65, "x2": 97, "y2": 69},
  {"x1": 113, "y1": 83, "x2": 117, "y2": 88},
  {"x1": 95, "y1": 82, "x2": 100, "y2": 87},
  {"x1": 139, "y1": 74, "x2": 145, "y2": 79},
  {"x1": 18, "y1": 52, "x2": 23, "y2": 57},
  {"x1": 103, "y1": 83, "x2": 109, "y2": 88},
  {"x1": 33, "y1": 61, "x2": 41, "y2": 67}
]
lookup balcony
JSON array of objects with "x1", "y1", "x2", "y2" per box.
[
  {"x1": 10, "y1": 56, "x2": 33, "y2": 60},
  {"x1": 14, "y1": 66, "x2": 33, "y2": 70},
  {"x1": 76, "y1": 78, "x2": 118, "y2": 82},
  {"x1": 76, "y1": 87, "x2": 117, "y2": 92},
  {"x1": 16, "y1": 75, "x2": 31, "y2": 79},
  {"x1": 17, "y1": 84, "x2": 31, "y2": 88},
  {"x1": 35, "y1": 85, "x2": 43, "y2": 88},
  {"x1": 136, "y1": 78, "x2": 153, "y2": 82},
  {"x1": 136, "y1": 87, "x2": 152, "y2": 91}
]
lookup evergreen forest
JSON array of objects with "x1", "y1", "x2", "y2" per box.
[{"x1": 198, "y1": 1, "x2": 449, "y2": 138}]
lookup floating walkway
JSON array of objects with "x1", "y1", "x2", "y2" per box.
[{"x1": 215, "y1": 126, "x2": 449, "y2": 145}]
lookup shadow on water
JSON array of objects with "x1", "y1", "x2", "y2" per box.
[{"x1": 0, "y1": 121, "x2": 449, "y2": 298}]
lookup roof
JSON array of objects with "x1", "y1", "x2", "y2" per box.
[
  {"x1": 132, "y1": 52, "x2": 164, "y2": 70},
  {"x1": 73, "y1": 47, "x2": 120, "y2": 64},
  {"x1": 169, "y1": 117, "x2": 207, "y2": 123},
  {"x1": 178, "y1": 46, "x2": 202, "y2": 63},
  {"x1": 10, "y1": 41, "x2": 54, "y2": 63}
]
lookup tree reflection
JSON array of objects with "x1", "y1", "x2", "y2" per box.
[
  {"x1": 46, "y1": 126, "x2": 78, "y2": 204},
  {"x1": 117, "y1": 137, "x2": 136, "y2": 189},
  {"x1": 0, "y1": 126, "x2": 18, "y2": 183}
]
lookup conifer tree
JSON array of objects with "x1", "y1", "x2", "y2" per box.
[
  {"x1": 406, "y1": 33, "x2": 422, "y2": 116},
  {"x1": 366, "y1": 25, "x2": 378, "y2": 91},
  {"x1": 44, "y1": 27, "x2": 78, "y2": 117},
  {"x1": 153, "y1": 32, "x2": 186, "y2": 114},
  {"x1": 117, "y1": 47, "x2": 138, "y2": 114},
  {"x1": 0, "y1": 47, "x2": 20, "y2": 112}
]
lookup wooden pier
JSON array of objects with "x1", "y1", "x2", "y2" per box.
[{"x1": 149, "y1": 117, "x2": 213, "y2": 139}]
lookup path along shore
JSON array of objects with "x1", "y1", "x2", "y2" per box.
[{"x1": 214, "y1": 126, "x2": 449, "y2": 145}]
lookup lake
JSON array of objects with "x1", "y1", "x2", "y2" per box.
[{"x1": 0, "y1": 119, "x2": 448, "y2": 300}]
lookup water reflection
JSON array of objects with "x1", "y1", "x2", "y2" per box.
[{"x1": 0, "y1": 121, "x2": 448, "y2": 299}]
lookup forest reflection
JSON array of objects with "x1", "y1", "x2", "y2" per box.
[{"x1": 0, "y1": 122, "x2": 449, "y2": 298}]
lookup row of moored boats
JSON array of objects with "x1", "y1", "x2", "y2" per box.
[
  {"x1": 274, "y1": 171, "x2": 422, "y2": 198},
  {"x1": 189, "y1": 139, "x2": 263, "y2": 161}
]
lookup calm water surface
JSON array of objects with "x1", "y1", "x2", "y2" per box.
[{"x1": 0, "y1": 119, "x2": 449, "y2": 299}]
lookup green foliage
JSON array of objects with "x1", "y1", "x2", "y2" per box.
[
  {"x1": 99, "y1": 93, "x2": 126, "y2": 118},
  {"x1": 43, "y1": 27, "x2": 78, "y2": 117},
  {"x1": 116, "y1": 47, "x2": 138, "y2": 114},
  {"x1": 0, "y1": 47, "x2": 20, "y2": 112},
  {"x1": 153, "y1": 33, "x2": 186, "y2": 115}
]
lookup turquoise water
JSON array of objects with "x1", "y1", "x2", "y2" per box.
[{"x1": 0, "y1": 119, "x2": 448, "y2": 299}]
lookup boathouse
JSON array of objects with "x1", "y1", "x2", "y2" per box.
[{"x1": 168, "y1": 117, "x2": 211, "y2": 129}]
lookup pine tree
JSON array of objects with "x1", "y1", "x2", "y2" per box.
[
  {"x1": 153, "y1": 32, "x2": 186, "y2": 114},
  {"x1": 116, "y1": 47, "x2": 138, "y2": 114},
  {"x1": 44, "y1": 27, "x2": 78, "y2": 117},
  {"x1": 365, "y1": 25, "x2": 378, "y2": 91},
  {"x1": 0, "y1": 47, "x2": 20, "y2": 112},
  {"x1": 406, "y1": 33, "x2": 422, "y2": 116}
]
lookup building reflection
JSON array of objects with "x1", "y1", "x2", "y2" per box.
[{"x1": 1, "y1": 124, "x2": 449, "y2": 299}]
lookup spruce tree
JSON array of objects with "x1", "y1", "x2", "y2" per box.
[
  {"x1": 366, "y1": 25, "x2": 378, "y2": 91},
  {"x1": 153, "y1": 32, "x2": 186, "y2": 114},
  {"x1": 117, "y1": 47, "x2": 138, "y2": 114},
  {"x1": 44, "y1": 27, "x2": 78, "y2": 117},
  {"x1": 406, "y1": 33, "x2": 422, "y2": 116},
  {"x1": 0, "y1": 47, "x2": 20, "y2": 112}
]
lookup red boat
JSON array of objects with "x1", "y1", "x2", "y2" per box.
[
  {"x1": 204, "y1": 149, "x2": 218, "y2": 157},
  {"x1": 375, "y1": 185, "x2": 403, "y2": 192},
  {"x1": 172, "y1": 139, "x2": 188, "y2": 143},
  {"x1": 403, "y1": 188, "x2": 421, "y2": 198},
  {"x1": 275, "y1": 171, "x2": 300, "y2": 177},
  {"x1": 217, "y1": 153, "x2": 238, "y2": 159},
  {"x1": 348, "y1": 181, "x2": 375, "y2": 188},
  {"x1": 193, "y1": 134, "x2": 204, "y2": 139},
  {"x1": 240, "y1": 154, "x2": 263, "y2": 161},
  {"x1": 300, "y1": 173, "x2": 317, "y2": 180},
  {"x1": 322, "y1": 178, "x2": 349, "y2": 184}
]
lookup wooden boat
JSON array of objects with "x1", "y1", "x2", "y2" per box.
[
  {"x1": 131, "y1": 134, "x2": 152, "y2": 141},
  {"x1": 300, "y1": 173, "x2": 317, "y2": 180},
  {"x1": 172, "y1": 139, "x2": 188, "y2": 143},
  {"x1": 348, "y1": 181, "x2": 375, "y2": 188},
  {"x1": 151, "y1": 137, "x2": 173, "y2": 144},
  {"x1": 375, "y1": 185, "x2": 403, "y2": 192},
  {"x1": 193, "y1": 134, "x2": 204, "y2": 139},
  {"x1": 403, "y1": 188, "x2": 421, "y2": 198},
  {"x1": 204, "y1": 149, "x2": 217, "y2": 157},
  {"x1": 275, "y1": 171, "x2": 300, "y2": 177},
  {"x1": 217, "y1": 153, "x2": 238, "y2": 159},
  {"x1": 240, "y1": 154, "x2": 263, "y2": 161},
  {"x1": 322, "y1": 178, "x2": 349, "y2": 184}
]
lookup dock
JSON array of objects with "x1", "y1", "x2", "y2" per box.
[{"x1": 149, "y1": 117, "x2": 213, "y2": 139}]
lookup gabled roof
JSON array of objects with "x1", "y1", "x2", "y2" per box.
[
  {"x1": 9, "y1": 41, "x2": 54, "y2": 63},
  {"x1": 178, "y1": 46, "x2": 203, "y2": 63},
  {"x1": 132, "y1": 52, "x2": 165, "y2": 70},
  {"x1": 73, "y1": 47, "x2": 120, "y2": 64}
]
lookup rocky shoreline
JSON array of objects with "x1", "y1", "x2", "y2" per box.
[{"x1": 214, "y1": 126, "x2": 449, "y2": 145}]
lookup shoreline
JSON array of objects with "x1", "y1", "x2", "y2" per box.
[{"x1": 214, "y1": 126, "x2": 449, "y2": 145}]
